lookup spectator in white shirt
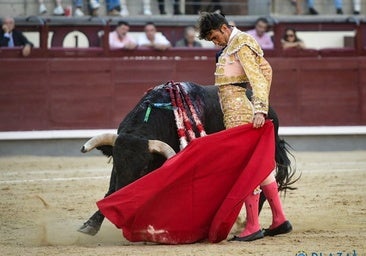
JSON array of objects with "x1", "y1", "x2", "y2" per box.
[{"x1": 137, "y1": 22, "x2": 171, "y2": 51}]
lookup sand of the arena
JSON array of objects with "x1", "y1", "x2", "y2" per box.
[{"x1": 0, "y1": 151, "x2": 365, "y2": 256}]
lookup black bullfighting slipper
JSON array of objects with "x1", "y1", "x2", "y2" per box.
[
  {"x1": 228, "y1": 230, "x2": 264, "y2": 242},
  {"x1": 263, "y1": 220, "x2": 293, "y2": 237}
]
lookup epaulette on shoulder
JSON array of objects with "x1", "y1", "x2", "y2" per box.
[{"x1": 226, "y1": 32, "x2": 264, "y2": 57}]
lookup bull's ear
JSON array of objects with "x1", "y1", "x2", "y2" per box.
[
  {"x1": 96, "y1": 145, "x2": 113, "y2": 157},
  {"x1": 148, "y1": 140, "x2": 176, "y2": 159}
]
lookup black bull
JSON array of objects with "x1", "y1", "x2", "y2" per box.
[{"x1": 78, "y1": 82, "x2": 297, "y2": 236}]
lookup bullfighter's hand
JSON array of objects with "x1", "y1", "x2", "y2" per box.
[{"x1": 253, "y1": 113, "x2": 265, "y2": 128}]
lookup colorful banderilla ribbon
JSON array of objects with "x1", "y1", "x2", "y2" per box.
[{"x1": 144, "y1": 103, "x2": 175, "y2": 123}]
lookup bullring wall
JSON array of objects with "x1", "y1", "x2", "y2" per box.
[
  {"x1": 1, "y1": 16, "x2": 366, "y2": 132},
  {"x1": 1, "y1": 53, "x2": 366, "y2": 131}
]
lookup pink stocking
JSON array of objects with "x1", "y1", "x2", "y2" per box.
[
  {"x1": 239, "y1": 192, "x2": 260, "y2": 237},
  {"x1": 261, "y1": 181, "x2": 286, "y2": 229}
]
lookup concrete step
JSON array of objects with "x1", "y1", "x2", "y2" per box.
[
  {"x1": 272, "y1": 0, "x2": 365, "y2": 15},
  {"x1": 0, "y1": 0, "x2": 364, "y2": 19},
  {"x1": 0, "y1": 0, "x2": 176, "y2": 17}
]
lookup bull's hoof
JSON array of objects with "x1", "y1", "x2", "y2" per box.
[{"x1": 77, "y1": 220, "x2": 101, "y2": 236}]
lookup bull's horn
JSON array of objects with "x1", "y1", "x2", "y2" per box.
[
  {"x1": 148, "y1": 140, "x2": 176, "y2": 159},
  {"x1": 81, "y1": 133, "x2": 117, "y2": 153}
]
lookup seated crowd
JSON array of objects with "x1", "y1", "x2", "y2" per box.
[
  {"x1": 106, "y1": 17, "x2": 308, "y2": 52},
  {"x1": 7, "y1": 13, "x2": 351, "y2": 57}
]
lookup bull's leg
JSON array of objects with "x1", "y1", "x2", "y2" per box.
[
  {"x1": 77, "y1": 210, "x2": 105, "y2": 236},
  {"x1": 78, "y1": 167, "x2": 117, "y2": 236},
  {"x1": 258, "y1": 192, "x2": 267, "y2": 214}
]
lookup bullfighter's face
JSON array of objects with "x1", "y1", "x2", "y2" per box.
[{"x1": 206, "y1": 24, "x2": 231, "y2": 47}]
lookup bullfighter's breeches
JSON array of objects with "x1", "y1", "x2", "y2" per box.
[{"x1": 218, "y1": 84, "x2": 254, "y2": 129}]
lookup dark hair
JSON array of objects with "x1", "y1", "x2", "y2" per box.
[
  {"x1": 117, "y1": 20, "x2": 129, "y2": 27},
  {"x1": 184, "y1": 25, "x2": 196, "y2": 35},
  {"x1": 283, "y1": 27, "x2": 301, "y2": 42},
  {"x1": 197, "y1": 11, "x2": 229, "y2": 40},
  {"x1": 255, "y1": 17, "x2": 269, "y2": 26},
  {"x1": 145, "y1": 21, "x2": 155, "y2": 27}
]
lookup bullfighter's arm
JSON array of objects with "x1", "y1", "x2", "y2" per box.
[{"x1": 236, "y1": 45, "x2": 271, "y2": 115}]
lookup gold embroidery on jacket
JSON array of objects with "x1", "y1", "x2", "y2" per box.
[{"x1": 215, "y1": 31, "x2": 271, "y2": 115}]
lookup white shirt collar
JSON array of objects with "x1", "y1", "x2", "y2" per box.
[{"x1": 228, "y1": 27, "x2": 240, "y2": 44}]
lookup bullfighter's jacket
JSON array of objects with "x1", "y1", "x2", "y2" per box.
[{"x1": 215, "y1": 27, "x2": 272, "y2": 115}]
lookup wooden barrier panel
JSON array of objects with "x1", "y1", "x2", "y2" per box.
[
  {"x1": 1, "y1": 17, "x2": 366, "y2": 131},
  {"x1": 1, "y1": 54, "x2": 366, "y2": 131},
  {"x1": 0, "y1": 55, "x2": 216, "y2": 131},
  {"x1": 270, "y1": 57, "x2": 363, "y2": 126}
]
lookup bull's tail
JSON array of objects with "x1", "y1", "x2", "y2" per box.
[{"x1": 275, "y1": 137, "x2": 300, "y2": 193}]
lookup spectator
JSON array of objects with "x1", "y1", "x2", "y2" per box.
[
  {"x1": 311, "y1": 0, "x2": 361, "y2": 14},
  {"x1": 290, "y1": 0, "x2": 303, "y2": 15},
  {"x1": 107, "y1": 0, "x2": 152, "y2": 16},
  {"x1": 109, "y1": 21, "x2": 137, "y2": 50},
  {"x1": 142, "y1": 0, "x2": 152, "y2": 15},
  {"x1": 157, "y1": 0, "x2": 182, "y2": 15},
  {"x1": 303, "y1": 0, "x2": 344, "y2": 15},
  {"x1": 74, "y1": 0, "x2": 100, "y2": 17},
  {"x1": 38, "y1": 0, "x2": 64, "y2": 15},
  {"x1": 0, "y1": 17, "x2": 33, "y2": 57},
  {"x1": 175, "y1": 26, "x2": 202, "y2": 48},
  {"x1": 246, "y1": 17, "x2": 274, "y2": 50},
  {"x1": 192, "y1": 0, "x2": 222, "y2": 14},
  {"x1": 353, "y1": 0, "x2": 361, "y2": 14},
  {"x1": 137, "y1": 22, "x2": 171, "y2": 50},
  {"x1": 333, "y1": 0, "x2": 343, "y2": 14},
  {"x1": 105, "y1": 0, "x2": 124, "y2": 16},
  {"x1": 281, "y1": 28, "x2": 305, "y2": 49}
]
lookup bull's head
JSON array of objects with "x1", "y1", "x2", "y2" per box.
[
  {"x1": 81, "y1": 133, "x2": 176, "y2": 190},
  {"x1": 81, "y1": 133, "x2": 176, "y2": 159}
]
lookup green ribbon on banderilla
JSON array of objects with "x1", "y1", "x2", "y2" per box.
[{"x1": 144, "y1": 103, "x2": 176, "y2": 122}]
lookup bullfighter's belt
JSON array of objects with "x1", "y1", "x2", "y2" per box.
[{"x1": 230, "y1": 82, "x2": 249, "y2": 89}]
